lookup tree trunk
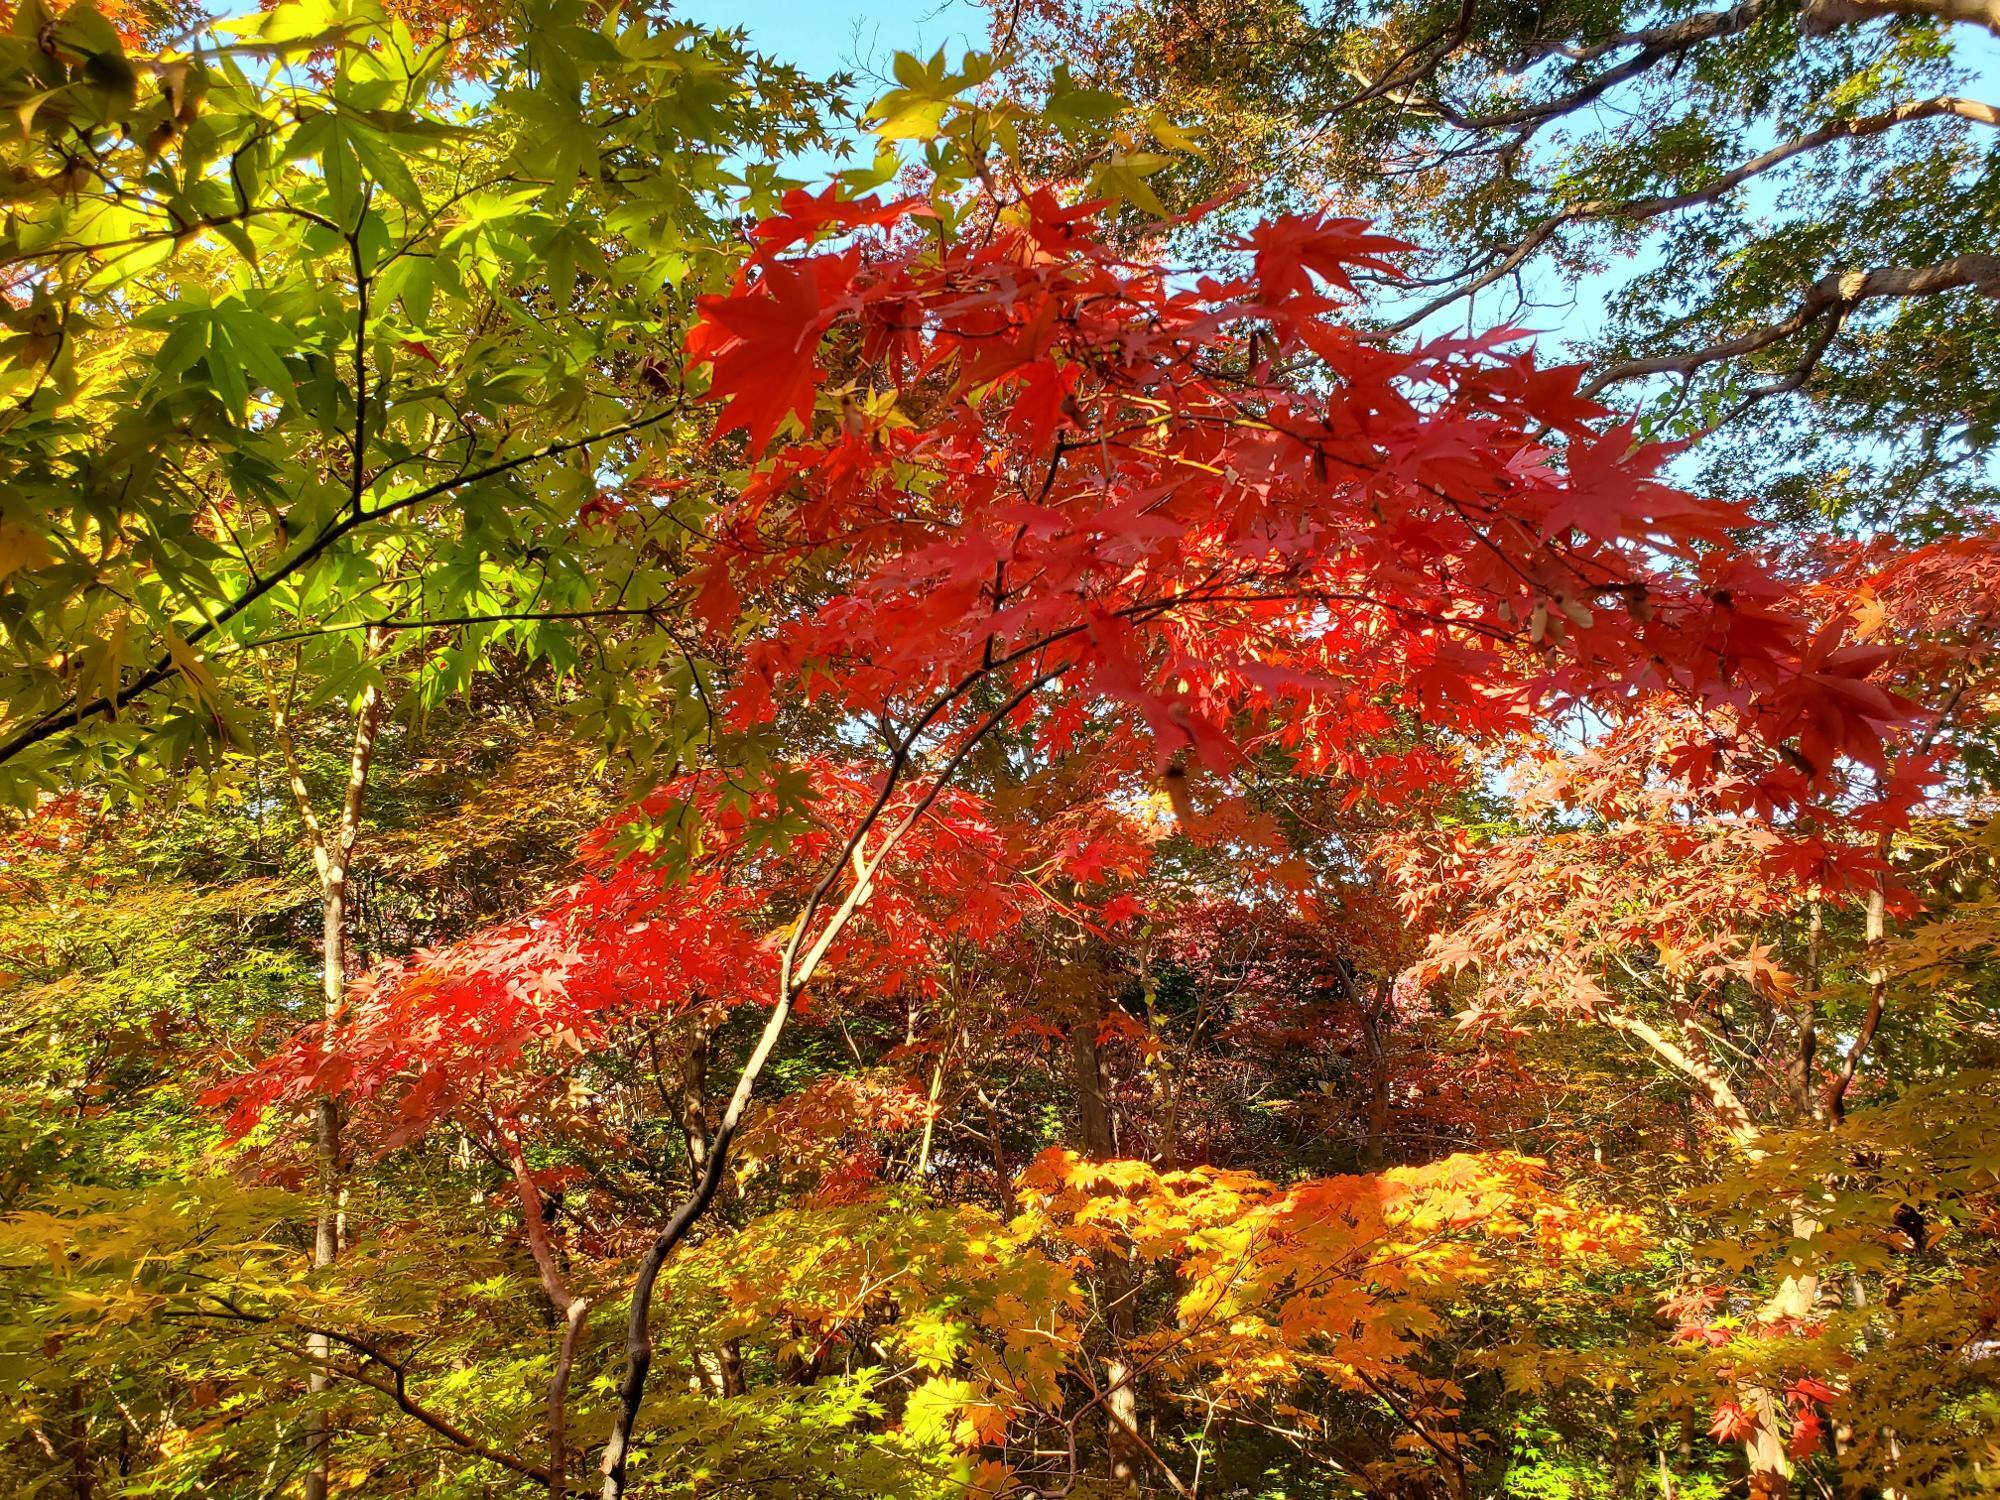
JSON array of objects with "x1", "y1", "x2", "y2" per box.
[
  {"x1": 1071, "y1": 989, "x2": 1115, "y2": 1159},
  {"x1": 280, "y1": 655, "x2": 385, "y2": 1500},
  {"x1": 915, "y1": 1046, "x2": 948, "y2": 1180},
  {"x1": 678, "y1": 1014, "x2": 714, "y2": 1182},
  {"x1": 304, "y1": 862, "x2": 350, "y2": 1500},
  {"x1": 1789, "y1": 903, "x2": 1823, "y2": 1121},
  {"x1": 496, "y1": 1127, "x2": 594, "y2": 1499},
  {"x1": 1138, "y1": 941, "x2": 1179, "y2": 1171},
  {"x1": 1602, "y1": 1005, "x2": 1804, "y2": 1492},
  {"x1": 1332, "y1": 958, "x2": 1390, "y2": 1170},
  {"x1": 1825, "y1": 881, "x2": 1888, "y2": 1123},
  {"x1": 976, "y1": 1086, "x2": 1015, "y2": 1219},
  {"x1": 66, "y1": 1384, "x2": 89, "y2": 1500},
  {"x1": 1358, "y1": 998, "x2": 1391, "y2": 1171},
  {"x1": 1070, "y1": 986, "x2": 1142, "y2": 1491}
]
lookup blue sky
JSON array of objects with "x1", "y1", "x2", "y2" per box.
[{"x1": 673, "y1": 0, "x2": 986, "y2": 87}]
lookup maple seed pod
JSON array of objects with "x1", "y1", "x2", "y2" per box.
[
  {"x1": 1528, "y1": 599, "x2": 1549, "y2": 644},
  {"x1": 1559, "y1": 595, "x2": 1593, "y2": 630}
]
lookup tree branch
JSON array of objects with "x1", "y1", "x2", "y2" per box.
[
  {"x1": 1804, "y1": 0, "x2": 2000, "y2": 36},
  {"x1": 1372, "y1": 96, "x2": 1997, "y2": 337},
  {"x1": 1604, "y1": 1007, "x2": 1763, "y2": 1149},
  {"x1": 1418, "y1": 0, "x2": 1772, "y2": 133},
  {"x1": 1580, "y1": 254, "x2": 2000, "y2": 397},
  {"x1": 596, "y1": 661, "x2": 1071, "y2": 1499},
  {"x1": 172, "y1": 1303, "x2": 582, "y2": 1495},
  {"x1": 0, "y1": 403, "x2": 684, "y2": 768}
]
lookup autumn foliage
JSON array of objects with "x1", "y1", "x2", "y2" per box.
[{"x1": 3, "y1": 4, "x2": 1998, "y2": 1499}]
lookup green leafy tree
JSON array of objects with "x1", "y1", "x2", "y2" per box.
[{"x1": 993, "y1": 0, "x2": 2000, "y2": 529}]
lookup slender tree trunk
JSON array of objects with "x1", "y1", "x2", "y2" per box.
[
  {"x1": 1332, "y1": 958, "x2": 1390, "y2": 1170},
  {"x1": 1604, "y1": 1009, "x2": 1761, "y2": 1149},
  {"x1": 1602, "y1": 1005, "x2": 1806, "y2": 1490},
  {"x1": 1138, "y1": 943, "x2": 1179, "y2": 1171},
  {"x1": 66, "y1": 1384, "x2": 89, "y2": 1500},
  {"x1": 672, "y1": 1017, "x2": 745, "y2": 1401},
  {"x1": 597, "y1": 665, "x2": 1064, "y2": 1499},
  {"x1": 678, "y1": 1015, "x2": 713, "y2": 1181},
  {"x1": 915, "y1": 1045, "x2": 948, "y2": 1180},
  {"x1": 1820, "y1": 853, "x2": 1908, "y2": 1496},
  {"x1": 975, "y1": 1085, "x2": 1015, "y2": 1218},
  {"x1": 304, "y1": 853, "x2": 352, "y2": 1500},
  {"x1": 279, "y1": 650, "x2": 385, "y2": 1500},
  {"x1": 551, "y1": 1302, "x2": 590, "y2": 1497},
  {"x1": 495, "y1": 1129, "x2": 595, "y2": 1499},
  {"x1": 1102, "y1": 1353, "x2": 1142, "y2": 1493},
  {"x1": 1826, "y1": 879, "x2": 1888, "y2": 1123},
  {"x1": 1789, "y1": 903, "x2": 1823, "y2": 1121},
  {"x1": 1070, "y1": 985, "x2": 1142, "y2": 1491},
  {"x1": 1071, "y1": 989, "x2": 1116, "y2": 1159},
  {"x1": 1358, "y1": 999, "x2": 1391, "y2": 1171}
]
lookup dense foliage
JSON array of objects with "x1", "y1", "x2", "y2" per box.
[
  {"x1": 1, "y1": 2, "x2": 1996, "y2": 1498},
  {"x1": 994, "y1": 0, "x2": 2000, "y2": 531}
]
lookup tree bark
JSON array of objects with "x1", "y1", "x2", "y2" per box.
[
  {"x1": 1359, "y1": 1001, "x2": 1392, "y2": 1170},
  {"x1": 66, "y1": 1384, "x2": 90, "y2": 1500},
  {"x1": 277, "y1": 647, "x2": 386, "y2": 1500},
  {"x1": 1335, "y1": 960, "x2": 1391, "y2": 1170},
  {"x1": 1603, "y1": 1008, "x2": 1761, "y2": 1150},
  {"x1": 1070, "y1": 984, "x2": 1142, "y2": 1491},
  {"x1": 1825, "y1": 879, "x2": 1889, "y2": 1122},
  {"x1": 498, "y1": 1131, "x2": 592, "y2": 1499},
  {"x1": 1804, "y1": 0, "x2": 2000, "y2": 36},
  {"x1": 677, "y1": 1014, "x2": 714, "y2": 1181},
  {"x1": 975, "y1": 1085, "x2": 1016, "y2": 1218},
  {"x1": 1789, "y1": 903, "x2": 1823, "y2": 1121}
]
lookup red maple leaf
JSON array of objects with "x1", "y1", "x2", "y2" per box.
[
  {"x1": 1788, "y1": 1408, "x2": 1825, "y2": 1460},
  {"x1": 689, "y1": 259, "x2": 829, "y2": 450},
  {"x1": 1237, "y1": 213, "x2": 1410, "y2": 301},
  {"x1": 749, "y1": 186, "x2": 925, "y2": 259},
  {"x1": 1709, "y1": 1401, "x2": 1760, "y2": 1443}
]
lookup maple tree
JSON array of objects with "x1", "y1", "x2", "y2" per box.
[{"x1": 2, "y1": 3, "x2": 1997, "y2": 1499}]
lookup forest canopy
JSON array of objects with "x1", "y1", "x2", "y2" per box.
[{"x1": 1, "y1": 1, "x2": 1997, "y2": 1497}]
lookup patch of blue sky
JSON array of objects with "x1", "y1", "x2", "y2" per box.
[{"x1": 670, "y1": 0, "x2": 986, "y2": 181}]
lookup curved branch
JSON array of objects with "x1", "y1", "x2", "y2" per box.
[
  {"x1": 0, "y1": 403, "x2": 684, "y2": 768},
  {"x1": 1304, "y1": 0, "x2": 1479, "y2": 128},
  {"x1": 596, "y1": 660, "x2": 1072, "y2": 1499},
  {"x1": 1604, "y1": 1007, "x2": 1763, "y2": 1150},
  {"x1": 1567, "y1": 0, "x2": 1775, "y2": 64},
  {"x1": 493, "y1": 1127, "x2": 592, "y2": 1499},
  {"x1": 1373, "y1": 95, "x2": 1997, "y2": 337},
  {"x1": 171, "y1": 1303, "x2": 579, "y2": 1494},
  {"x1": 1822, "y1": 685, "x2": 1969, "y2": 1121},
  {"x1": 1804, "y1": 0, "x2": 2000, "y2": 36},
  {"x1": 1419, "y1": 0, "x2": 1771, "y2": 133},
  {"x1": 1579, "y1": 254, "x2": 2000, "y2": 397}
]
